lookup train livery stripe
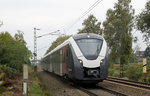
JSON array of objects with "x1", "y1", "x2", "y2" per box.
[{"x1": 60, "y1": 50, "x2": 62, "y2": 76}]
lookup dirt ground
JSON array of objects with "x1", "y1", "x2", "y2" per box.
[{"x1": 0, "y1": 74, "x2": 22, "y2": 96}]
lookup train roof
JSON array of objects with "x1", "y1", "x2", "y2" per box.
[
  {"x1": 43, "y1": 37, "x2": 70, "y2": 58},
  {"x1": 43, "y1": 33, "x2": 104, "y2": 59},
  {"x1": 73, "y1": 33, "x2": 103, "y2": 40}
]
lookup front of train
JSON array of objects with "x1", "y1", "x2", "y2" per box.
[{"x1": 70, "y1": 33, "x2": 108, "y2": 84}]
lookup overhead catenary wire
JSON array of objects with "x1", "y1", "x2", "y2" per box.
[
  {"x1": 80, "y1": 0, "x2": 103, "y2": 20},
  {"x1": 65, "y1": 0, "x2": 103, "y2": 32},
  {"x1": 38, "y1": 0, "x2": 103, "y2": 57}
]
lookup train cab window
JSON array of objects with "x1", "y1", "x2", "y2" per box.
[{"x1": 76, "y1": 39, "x2": 103, "y2": 60}]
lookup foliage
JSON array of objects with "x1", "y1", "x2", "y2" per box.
[
  {"x1": 103, "y1": 0, "x2": 135, "y2": 66},
  {"x1": 109, "y1": 61, "x2": 150, "y2": 83},
  {"x1": 45, "y1": 35, "x2": 71, "y2": 54},
  {"x1": 78, "y1": 14, "x2": 102, "y2": 34},
  {"x1": 0, "y1": 64, "x2": 18, "y2": 78},
  {"x1": 29, "y1": 77, "x2": 44, "y2": 96},
  {"x1": 0, "y1": 72, "x2": 5, "y2": 80},
  {"x1": 129, "y1": 50, "x2": 137, "y2": 63},
  {"x1": 125, "y1": 64, "x2": 142, "y2": 81},
  {"x1": 146, "y1": 57, "x2": 150, "y2": 82},
  {"x1": 0, "y1": 87, "x2": 6, "y2": 94},
  {"x1": 136, "y1": 0, "x2": 150, "y2": 45},
  {"x1": 147, "y1": 56, "x2": 150, "y2": 64},
  {"x1": 28, "y1": 68, "x2": 52, "y2": 96},
  {"x1": 108, "y1": 67, "x2": 120, "y2": 77},
  {"x1": 147, "y1": 57, "x2": 150, "y2": 72},
  {"x1": 144, "y1": 46, "x2": 150, "y2": 57},
  {"x1": 108, "y1": 68, "x2": 115, "y2": 76},
  {"x1": 0, "y1": 31, "x2": 31, "y2": 74},
  {"x1": 0, "y1": 32, "x2": 15, "y2": 64}
]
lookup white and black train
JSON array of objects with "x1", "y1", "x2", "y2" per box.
[{"x1": 41, "y1": 33, "x2": 108, "y2": 84}]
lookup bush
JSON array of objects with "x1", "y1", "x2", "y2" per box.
[
  {"x1": 125, "y1": 64, "x2": 142, "y2": 81},
  {"x1": 108, "y1": 65, "x2": 120, "y2": 77},
  {"x1": 146, "y1": 73, "x2": 150, "y2": 83},
  {"x1": 0, "y1": 64, "x2": 18, "y2": 78},
  {"x1": 113, "y1": 71, "x2": 120, "y2": 77},
  {"x1": 108, "y1": 68, "x2": 115, "y2": 76}
]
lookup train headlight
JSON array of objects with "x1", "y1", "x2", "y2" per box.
[
  {"x1": 100, "y1": 59, "x2": 104, "y2": 65},
  {"x1": 78, "y1": 59, "x2": 83, "y2": 64}
]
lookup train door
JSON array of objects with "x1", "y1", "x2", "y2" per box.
[
  {"x1": 60, "y1": 49, "x2": 62, "y2": 76},
  {"x1": 61, "y1": 46, "x2": 67, "y2": 76}
]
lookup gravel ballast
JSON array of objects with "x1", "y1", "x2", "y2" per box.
[
  {"x1": 38, "y1": 71, "x2": 89, "y2": 96},
  {"x1": 99, "y1": 80, "x2": 150, "y2": 96}
]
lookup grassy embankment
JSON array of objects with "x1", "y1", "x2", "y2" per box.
[{"x1": 28, "y1": 66, "x2": 53, "y2": 96}]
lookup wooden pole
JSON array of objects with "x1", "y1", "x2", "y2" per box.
[{"x1": 143, "y1": 58, "x2": 147, "y2": 82}]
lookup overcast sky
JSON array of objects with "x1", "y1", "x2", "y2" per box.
[{"x1": 0, "y1": 0, "x2": 148, "y2": 59}]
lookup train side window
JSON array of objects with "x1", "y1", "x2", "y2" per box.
[{"x1": 66, "y1": 45, "x2": 70, "y2": 57}]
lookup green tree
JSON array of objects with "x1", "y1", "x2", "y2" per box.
[
  {"x1": 14, "y1": 30, "x2": 32, "y2": 63},
  {"x1": 13, "y1": 31, "x2": 32, "y2": 70},
  {"x1": 0, "y1": 20, "x2": 3, "y2": 27},
  {"x1": 0, "y1": 32, "x2": 15, "y2": 65},
  {"x1": 0, "y1": 31, "x2": 31, "y2": 74},
  {"x1": 45, "y1": 35, "x2": 71, "y2": 54},
  {"x1": 103, "y1": 0, "x2": 134, "y2": 76},
  {"x1": 136, "y1": 0, "x2": 150, "y2": 45},
  {"x1": 78, "y1": 14, "x2": 102, "y2": 34},
  {"x1": 0, "y1": 32, "x2": 19, "y2": 78},
  {"x1": 144, "y1": 46, "x2": 150, "y2": 57}
]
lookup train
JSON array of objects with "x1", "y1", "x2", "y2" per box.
[{"x1": 41, "y1": 33, "x2": 108, "y2": 84}]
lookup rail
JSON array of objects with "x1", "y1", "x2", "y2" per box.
[{"x1": 106, "y1": 76, "x2": 150, "y2": 90}]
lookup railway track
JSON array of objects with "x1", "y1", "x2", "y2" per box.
[
  {"x1": 45, "y1": 71, "x2": 127, "y2": 96},
  {"x1": 106, "y1": 76, "x2": 150, "y2": 90},
  {"x1": 73, "y1": 86, "x2": 99, "y2": 96},
  {"x1": 73, "y1": 84, "x2": 128, "y2": 96},
  {"x1": 97, "y1": 85, "x2": 128, "y2": 96},
  {"x1": 40, "y1": 72, "x2": 150, "y2": 95}
]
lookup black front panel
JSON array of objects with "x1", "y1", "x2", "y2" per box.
[
  {"x1": 65, "y1": 44, "x2": 74, "y2": 78},
  {"x1": 69, "y1": 44, "x2": 84, "y2": 79},
  {"x1": 69, "y1": 44, "x2": 102, "y2": 81},
  {"x1": 83, "y1": 67, "x2": 100, "y2": 78},
  {"x1": 100, "y1": 48, "x2": 109, "y2": 79}
]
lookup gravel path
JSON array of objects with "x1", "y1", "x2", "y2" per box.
[{"x1": 37, "y1": 71, "x2": 89, "y2": 96}]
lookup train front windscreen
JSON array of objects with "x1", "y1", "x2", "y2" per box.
[{"x1": 76, "y1": 39, "x2": 103, "y2": 60}]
